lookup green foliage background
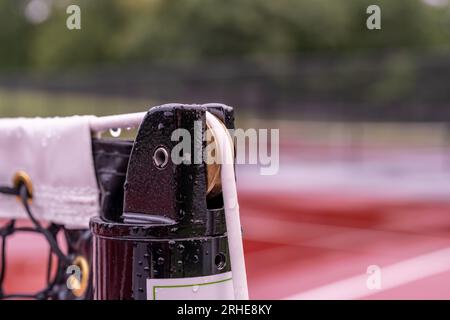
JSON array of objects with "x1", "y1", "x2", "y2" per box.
[{"x1": 1, "y1": 0, "x2": 450, "y2": 71}]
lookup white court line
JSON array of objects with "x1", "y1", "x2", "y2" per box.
[{"x1": 284, "y1": 246, "x2": 450, "y2": 300}]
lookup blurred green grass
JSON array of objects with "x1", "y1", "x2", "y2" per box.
[
  {"x1": 0, "y1": 89, "x2": 151, "y2": 117},
  {"x1": 0, "y1": 89, "x2": 446, "y2": 148}
]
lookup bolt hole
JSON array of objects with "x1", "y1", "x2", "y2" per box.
[
  {"x1": 214, "y1": 253, "x2": 226, "y2": 270},
  {"x1": 153, "y1": 147, "x2": 169, "y2": 169}
]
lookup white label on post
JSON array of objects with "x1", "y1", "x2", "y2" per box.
[{"x1": 147, "y1": 272, "x2": 234, "y2": 300}]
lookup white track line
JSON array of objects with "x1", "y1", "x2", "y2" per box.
[{"x1": 284, "y1": 246, "x2": 450, "y2": 300}]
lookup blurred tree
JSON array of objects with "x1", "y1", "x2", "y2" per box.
[
  {"x1": 347, "y1": 0, "x2": 450, "y2": 50},
  {"x1": 113, "y1": 0, "x2": 355, "y2": 61},
  {"x1": 0, "y1": 0, "x2": 34, "y2": 70},
  {"x1": 30, "y1": 0, "x2": 124, "y2": 70},
  {"x1": 0, "y1": 0, "x2": 450, "y2": 70}
]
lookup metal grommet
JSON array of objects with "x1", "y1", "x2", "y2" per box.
[
  {"x1": 70, "y1": 256, "x2": 89, "y2": 298},
  {"x1": 153, "y1": 146, "x2": 169, "y2": 169},
  {"x1": 214, "y1": 252, "x2": 227, "y2": 271},
  {"x1": 12, "y1": 171, "x2": 33, "y2": 201}
]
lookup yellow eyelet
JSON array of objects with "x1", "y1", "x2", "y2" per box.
[
  {"x1": 12, "y1": 171, "x2": 33, "y2": 202},
  {"x1": 70, "y1": 256, "x2": 90, "y2": 298}
]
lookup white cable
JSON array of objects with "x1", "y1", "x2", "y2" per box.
[
  {"x1": 206, "y1": 111, "x2": 249, "y2": 300},
  {"x1": 89, "y1": 112, "x2": 146, "y2": 133}
]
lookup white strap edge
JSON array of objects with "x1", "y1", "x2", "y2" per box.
[{"x1": 206, "y1": 111, "x2": 249, "y2": 300}]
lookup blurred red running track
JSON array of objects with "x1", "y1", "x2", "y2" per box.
[
  {"x1": 2, "y1": 190, "x2": 450, "y2": 299},
  {"x1": 241, "y1": 191, "x2": 450, "y2": 299}
]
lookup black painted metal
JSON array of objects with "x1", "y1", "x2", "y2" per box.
[
  {"x1": 92, "y1": 139, "x2": 133, "y2": 222},
  {"x1": 90, "y1": 104, "x2": 235, "y2": 300}
]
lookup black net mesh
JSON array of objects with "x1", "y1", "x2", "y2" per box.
[
  {"x1": 0, "y1": 138, "x2": 130, "y2": 300},
  {"x1": 0, "y1": 184, "x2": 92, "y2": 300}
]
